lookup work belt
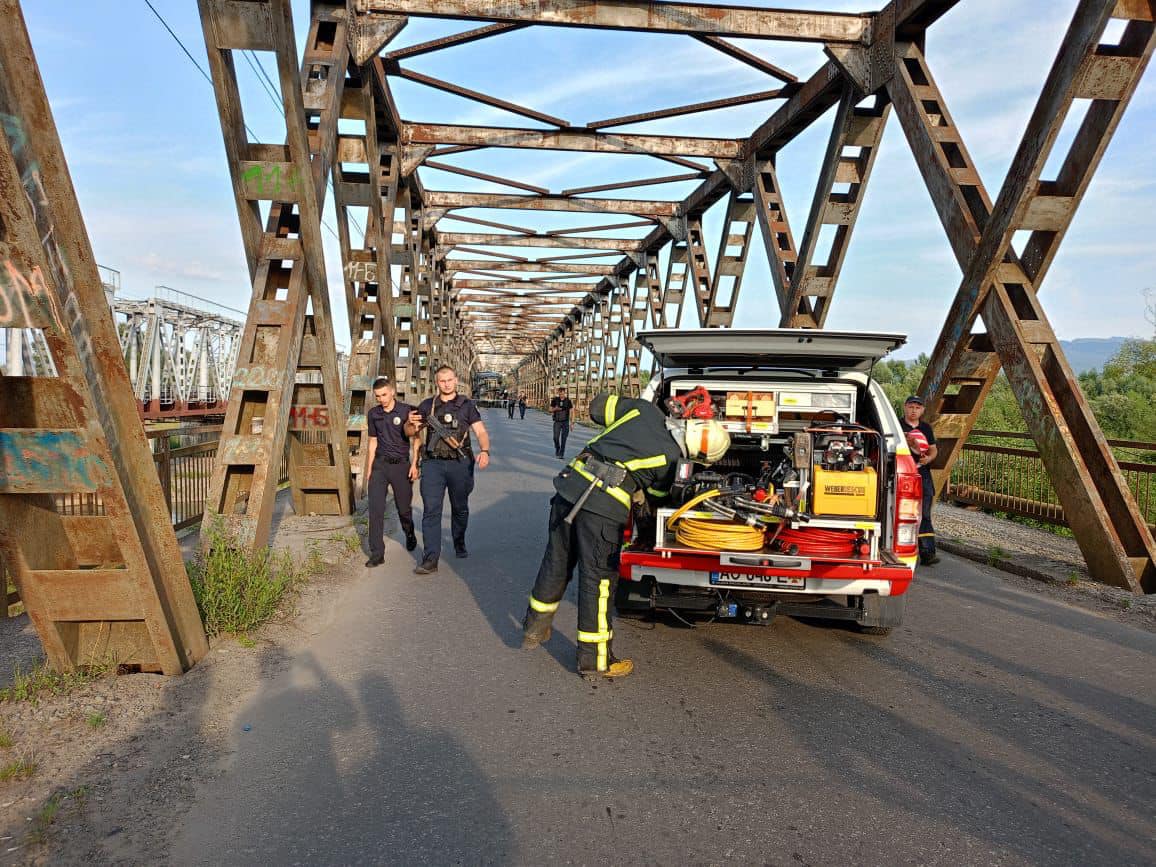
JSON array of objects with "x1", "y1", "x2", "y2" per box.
[{"x1": 566, "y1": 455, "x2": 638, "y2": 522}]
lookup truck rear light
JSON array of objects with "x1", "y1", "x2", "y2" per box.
[{"x1": 893, "y1": 453, "x2": 922, "y2": 559}]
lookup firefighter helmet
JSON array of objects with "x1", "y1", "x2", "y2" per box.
[
  {"x1": 905, "y1": 428, "x2": 929, "y2": 457},
  {"x1": 685, "y1": 419, "x2": 731, "y2": 464}
]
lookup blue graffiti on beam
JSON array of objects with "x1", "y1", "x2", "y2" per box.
[{"x1": 0, "y1": 430, "x2": 109, "y2": 493}]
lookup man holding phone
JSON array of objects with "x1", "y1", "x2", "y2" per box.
[
  {"x1": 406, "y1": 365, "x2": 491, "y2": 574},
  {"x1": 549, "y1": 387, "x2": 573, "y2": 458}
]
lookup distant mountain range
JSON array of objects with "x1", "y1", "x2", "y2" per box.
[{"x1": 1059, "y1": 337, "x2": 1128, "y2": 374}]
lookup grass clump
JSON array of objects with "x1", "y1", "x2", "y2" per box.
[
  {"x1": 986, "y1": 545, "x2": 1007, "y2": 567},
  {"x1": 0, "y1": 754, "x2": 36, "y2": 782},
  {"x1": 187, "y1": 522, "x2": 303, "y2": 636},
  {"x1": 86, "y1": 713, "x2": 106, "y2": 730},
  {"x1": 26, "y1": 786, "x2": 86, "y2": 845},
  {"x1": 0, "y1": 730, "x2": 12, "y2": 750},
  {"x1": 0, "y1": 663, "x2": 101, "y2": 705}
]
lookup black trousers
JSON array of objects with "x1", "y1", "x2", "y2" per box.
[
  {"x1": 919, "y1": 474, "x2": 937, "y2": 562},
  {"x1": 508, "y1": 402, "x2": 515, "y2": 418},
  {"x1": 553, "y1": 420, "x2": 569, "y2": 456},
  {"x1": 419, "y1": 457, "x2": 475, "y2": 560},
  {"x1": 367, "y1": 458, "x2": 414, "y2": 559},
  {"x1": 523, "y1": 495, "x2": 624, "y2": 672}
]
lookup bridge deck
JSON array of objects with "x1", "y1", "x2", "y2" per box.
[{"x1": 172, "y1": 408, "x2": 1156, "y2": 864}]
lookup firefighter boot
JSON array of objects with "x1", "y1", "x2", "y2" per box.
[
  {"x1": 578, "y1": 654, "x2": 634, "y2": 680},
  {"x1": 521, "y1": 607, "x2": 554, "y2": 649}
]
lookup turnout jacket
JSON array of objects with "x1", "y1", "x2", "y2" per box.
[{"x1": 554, "y1": 392, "x2": 682, "y2": 522}]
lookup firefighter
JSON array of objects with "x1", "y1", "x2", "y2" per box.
[
  {"x1": 520, "y1": 391, "x2": 727, "y2": 679},
  {"x1": 900, "y1": 394, "x2": 940, "y2": 565}
]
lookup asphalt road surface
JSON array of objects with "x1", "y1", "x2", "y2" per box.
[{"x1": 173, "y1": 409, "x2": 1156, "y2": 866}]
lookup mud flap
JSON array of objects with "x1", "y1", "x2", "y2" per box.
[{"x1": 859, "y1": 592, "x2": 906, "y2": 628}]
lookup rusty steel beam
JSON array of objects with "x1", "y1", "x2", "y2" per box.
[
  {"x1": 0, "y1": 0, "x2": 208, "y2": 673},
  {"x1": 889, "y1": 15, "x2": 1156, "y2": 594},
  {"x1": 561, "y1": 173, "x2": 706, "y2": 196},
  {"x1": 585, "y1": 89, "x2": 787, "y2": 130},
  {"x1": 691, "y1": 35, "x2": 798, "y2": 84},
  {"x1": 423, "y1": 159, "x2": 549, "y2": 195},
  {"x1": 383, "y1": 21, "x2": 527, "y2": 60},
  {"x1": 782, "y1": 87, "x2": 890, "y2": 328},
  {"x1": 425, "y1": 190, "x2": 679, "y2": 216},
  {"x1": 443, "y1": 260, "x2": 617, "y2": 275},
  {"x1": 386, "y1": 63, "x2": 570, "y2": 127},
  {"x1": 545, "y1": 219, "x2": 655, "y2": 235},
  {"x1": 437, "y1": 233, "x2": 647, "y2": 251},
  {"x1": 199, "y1": 0, "x2": 353, "y2": 549},
  {"x1": 354, "y1": 0, "x2": 873, "y2": 44},
  {"x1": 440, "y1": 214, "x2": 538, "y2": 234},
  {"x1": 402, "y1": 123, "x2": 745, "y2": 158}
]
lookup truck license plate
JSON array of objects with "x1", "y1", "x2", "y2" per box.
[{"x1": 709, "y1": 571, "x2": 805, "y2": 590}]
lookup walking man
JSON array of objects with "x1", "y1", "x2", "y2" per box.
[
  {"x1": 900, "y1": 394, "x2": 940, "y2": 565},
  {"x1": 507, "y1": 394, "x2": 516, "y2": 419},
  {"x1": 406, "y1": 365, "x2": 491, "y2": 574},
  {"x1": 549, "y1": 387, "x2": 573, "y2": 458},
  {"x1": 518, "y1": 393, "x2": 527, "y2": 420},
  {"x1": 364, "y1": 377, "x2": 419, "y2": 566}
]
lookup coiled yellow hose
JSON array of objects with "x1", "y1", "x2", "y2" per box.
[{"x1": 668, "y1": 489, "x2": 766, "y2": 552}]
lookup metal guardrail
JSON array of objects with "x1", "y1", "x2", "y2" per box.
[{"x1": 948, "y1": 429, "x2": 1156, "y2": 532}]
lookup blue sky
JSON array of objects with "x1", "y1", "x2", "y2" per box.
[{"x1": 20, "y1": 0, "x2": 1156, "y2": 359}]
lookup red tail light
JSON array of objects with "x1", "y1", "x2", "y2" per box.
[{"x1": 893, "y1": 453, "x2": 922, "y2": 559}]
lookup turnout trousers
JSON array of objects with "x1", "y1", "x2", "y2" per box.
[
  {"x1": 919, "y1": 475, "x2": 938, "y2": 564},
  {"x1": 367, "y1": 458, "x2": 414, "y2": 559},
  {"x1": 523, "y1": 494, "x2": 625, "y2": 672},
  {"x1": 419, "y1": 457, "x2": 475, "y2": 560},
  {"x1": 553, "y1": 420, "x2": 569, "y2": 457}
]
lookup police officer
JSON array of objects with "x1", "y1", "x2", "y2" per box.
[
  {"x1": 900, "y1": 394, "x2": 940, "y2": 565},
  {"x1": 521, "y1": 392, "x2": 687, "y2": 679},
  {"x1": 364, "y1": 377, "x2": 419, "y2": 566},
  {"x1": 549, "y1": 387, "x2": 573, "y2": 458},
  {"x1": 406, "y1": 365, "x2": 491, "y2": 574}
]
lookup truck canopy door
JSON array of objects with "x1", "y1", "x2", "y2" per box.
[{"x1": 638, "y1": 329, "x2": 906, "y2": 372}]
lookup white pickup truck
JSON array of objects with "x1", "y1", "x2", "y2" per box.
[{"x1": 617, "y1": 329, "x2": 923, "y2": 635}]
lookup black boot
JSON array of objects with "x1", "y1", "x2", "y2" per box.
[{"x1": 521, "y1": 608, "x2": 554, "y2": 649}]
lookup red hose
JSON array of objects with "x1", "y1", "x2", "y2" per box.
[{"x1": 773, "y1": 527, "x2": 860, "y2": 557}]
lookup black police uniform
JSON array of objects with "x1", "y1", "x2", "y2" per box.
[
  {"x1": 901, "y1": 418, "x2": 938, "y2": 564},
  {"x1": 523, "y1": 392, "x2": 682, "y2": 674},
  {"x1": 417, "y1": 394, "x2": 482, "y2": 561},
  {"x1": 366, "y1": 400, "x2": 416, "y2": 557},
  {"x1": 550, "y1": 394, "x2": 573, "y2": 457}
]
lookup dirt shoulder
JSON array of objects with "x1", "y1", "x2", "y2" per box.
[
  {"x1": 0, "y1": 510, "x2": 374, "y2": 865},
  {"x1": 935, "y1": 502, "x2": 1156, "y2": 632}
]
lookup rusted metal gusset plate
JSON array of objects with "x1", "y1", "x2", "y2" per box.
[
  {"x1": 0, "y1": 0, "x2": 207, "y2": 673},
  {"x1": 355, "y1": 0, "x2": 873, "y2": 44}
]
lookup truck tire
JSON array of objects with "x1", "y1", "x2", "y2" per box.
[{"x1": 856, "y1": 593, "x2": 905, "y2": 635}]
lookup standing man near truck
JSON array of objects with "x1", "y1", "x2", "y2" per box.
[
  {"x1": 521, "y1": 392, "x2": 714, "y2": 680},
  {"x1": 900, "y1": 394, "x2": 940, "y2": 566},
  {"x1": 406, "y1": 365, "x2": 491, "y2": 575},
  {"x1": 364, "y1": 377, "x2": 419, "y2": 566},
  {"x1": 549, "y1": 387, "x2": 573, "y2": 458}
]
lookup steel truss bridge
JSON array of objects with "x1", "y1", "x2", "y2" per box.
[{"x1": 0, "y1": 0, "x2": 1153, "y2": 675}]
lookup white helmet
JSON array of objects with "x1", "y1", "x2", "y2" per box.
[{"x1": 684, "y1": 419, "x2": 731, "y2": 464}]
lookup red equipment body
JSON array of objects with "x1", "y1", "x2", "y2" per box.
[{"x1": 666, "y1": 385, "x2": 716, "y2": 419}]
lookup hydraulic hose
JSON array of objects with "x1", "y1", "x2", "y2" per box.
[
  {"x1": 772, "y1": 527, "x2": 859, "y2": 557},
  {"x1": 668, "y1": 489, "x2": 765, "y2": 552}
]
